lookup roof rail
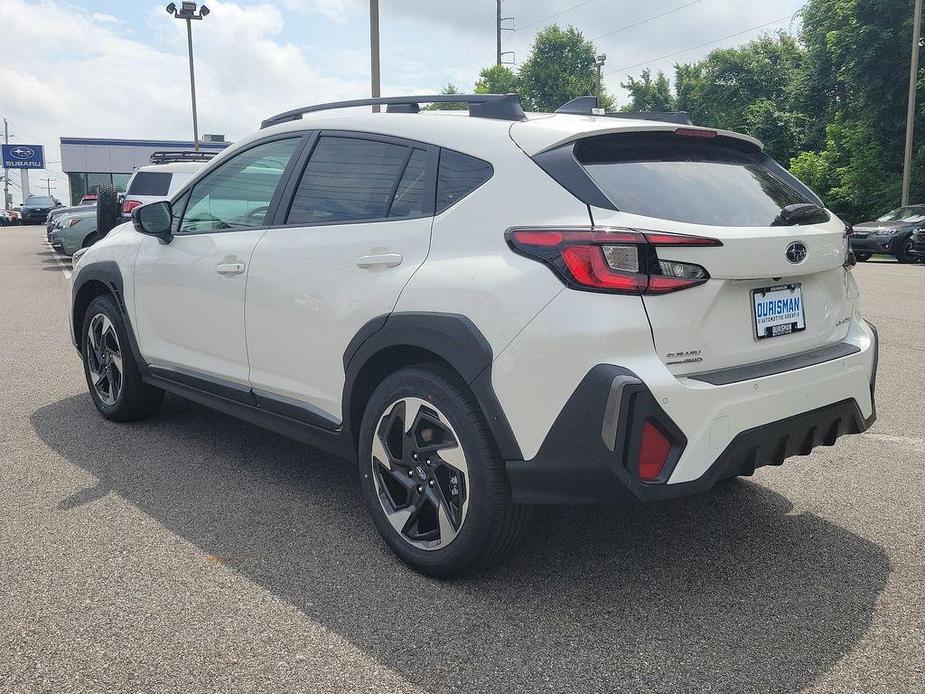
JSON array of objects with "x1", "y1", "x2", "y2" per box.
[
  {"x1": 553, "y1": 96, "x2": 694, "y2": 126},
  {"x1": 260, "y1": 93, "x2": 526, "y2": 129},
  {"x1": 148, "y1": 150, "x2": 218, "y2": 164}
]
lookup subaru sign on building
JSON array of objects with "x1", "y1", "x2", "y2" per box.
[{"x1": 2, "y1": 144, "x2": 45, "y2": 169}]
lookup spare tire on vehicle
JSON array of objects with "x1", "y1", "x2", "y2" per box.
[{"x1": 96, "y1": 185, "x2": 121, "y2": 238}]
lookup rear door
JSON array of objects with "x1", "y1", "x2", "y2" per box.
[
  {"x1": 575, "y1": 130, "x2": 854, "y2": 376},
  {"x1": 245, "y1": 132, "x2": 437, "y2": 423}
]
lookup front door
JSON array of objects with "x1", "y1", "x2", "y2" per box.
[{"x1": 133, "y1": 136, "x2": 303, "y2": 386}]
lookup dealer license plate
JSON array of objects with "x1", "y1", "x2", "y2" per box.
[{"x1": 752, "y1": 284, "x2": 806, "y2": 340}]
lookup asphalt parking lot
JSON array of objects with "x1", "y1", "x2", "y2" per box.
[{"x1": 1, "y1": 225, "x2": 922, "y2": 693}]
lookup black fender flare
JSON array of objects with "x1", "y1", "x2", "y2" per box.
[
  {"x1": 342, "y1": 312, "x2": 523, "y2": 461},
  {"x1": 71, "y1": 260, "x2": 147, "y2": 373}
]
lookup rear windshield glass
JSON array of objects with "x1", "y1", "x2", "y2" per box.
[
  {"x1": 575, "y1": 133, "x2": 816, "y2": 227},
  {"x1": 127, "y1": 171, "x2": 172, "y2": 196},
  {"x1": 27, "y1": 196, "x2": 55, "y2": 206}
]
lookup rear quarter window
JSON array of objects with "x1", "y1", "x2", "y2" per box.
[
  {"x1": 436, "y1": 150, "x2": 493, "y2": 214},
  {"x1": 575, "y1": 132, "x2": 816, "y2": 227},
  {"x1": 127, "y1": 171, "x2": 172, "y2": 197}
]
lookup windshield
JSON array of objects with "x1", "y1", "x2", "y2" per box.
[
  {"x1": 877, "y1": 207, "x2": 925, "y2": 223},
  {"x1": 26, "y1": 196, "x2": 55, "y2": 206},
  {"x1": 575, "y1": 133, "x2": 817, "y2": 227}
]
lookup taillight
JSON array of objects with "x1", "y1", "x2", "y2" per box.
[
  {"x1": 122, "y1": 199, "x2": 142, "y2": 215},
  {"x1": 506, "y1": 227, "x2": 720, "y2": 295},
  {"x1": 638, "y1": 420, "x2": 672, "y2": 481},
  {"x1": 66, "y1": 217, "x2": 81, "y2": 228}
]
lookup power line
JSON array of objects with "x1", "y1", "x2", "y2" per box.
[
  {"x1": 517, "y1": 0, "x2": 597, "y2": 32},
  {"x1": 605, "y1": 14, "x2": 794, "y2": 75},
  {"x1": 590, "y1": 0, "x2": 704, "y2": 42},
  {"x1": 444, "y1": 11, "x2": 496, "y2": 85}
]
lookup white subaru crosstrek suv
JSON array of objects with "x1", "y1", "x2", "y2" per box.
[{"x1": 70, "y1": 94, "x2": 878, "y2": 577}]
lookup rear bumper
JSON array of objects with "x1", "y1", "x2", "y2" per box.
[{"x1": 506, "y1": 320, "x2": 878, "y2": 504}]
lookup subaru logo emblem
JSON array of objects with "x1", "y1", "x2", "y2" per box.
[
  {"x1": 785, "y1": 241, "x2": 807, "y2": 264},
  {"x1": 10, "y1": 146, "x2": 34, "y2": 159}
]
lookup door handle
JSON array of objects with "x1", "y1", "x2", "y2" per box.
[
  {"x1": 215, "y1": 262, "x2": 246, "y2": 275},
  {"x1": 356, "y1": 253, "x2": 403, "y2": 269}
]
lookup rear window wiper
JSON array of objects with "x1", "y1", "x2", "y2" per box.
[{"x1": 771, "y1": 203, "x2": 830, "y2": 226}]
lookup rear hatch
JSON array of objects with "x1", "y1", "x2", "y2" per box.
[{"x1": 534, "y1": 128, "x2": 855, "y2": 376}]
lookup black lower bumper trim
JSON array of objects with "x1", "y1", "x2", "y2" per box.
[
  {"x1": 506, "y1": 365, "x2": 874, "y2": 505},
  {"x1": 665, "y1": 398, "x2": 871, "y2": 499}
]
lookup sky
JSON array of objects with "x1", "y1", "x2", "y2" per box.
[{"x1": 0, "y1": 0, "x2": 807, "y2": 203}]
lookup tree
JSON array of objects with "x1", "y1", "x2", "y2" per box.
[
  {"x1": 518, "y1": 25, "x2": 613, "y2": 111},
  {"x1": 621, "y1": 69, "x2": 675, "y2": 112},
  {"x1": 475, "y1": 65, "x2": 521, "y2": 96},
  {"x1": 425, "y1": 83, "x2": 468, "y2": 111}
]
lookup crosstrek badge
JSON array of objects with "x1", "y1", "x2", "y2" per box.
[{"x1": 752, "y1": 284, "x2": 806, "y2": 340}]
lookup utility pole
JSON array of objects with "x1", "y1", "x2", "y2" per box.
[
  {"x1": 594, "y1": 54, "x2": 607, "y2": 107},
  {"x1": 370, "y1": 0, "x2": 381, "y2": 112},
  {"x1": 2, "y1": 118, "x2": 8, "y2": 210},
  {"x1": 40, "y1": 177, "x2": 54, "y2": 196},
  {"x1": 166, "y1": 3, "x2": 210, "y2": 151},
  {"x1": 902, "y1": 0, "x2": 923, "y2": 206},
  {"x1": 496, "y1": 0, "x2": 502, "y2": 66}
]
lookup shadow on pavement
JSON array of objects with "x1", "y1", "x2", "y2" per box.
[{"x1": 32, "y1": 394, "x2": 889, "y2": 693}]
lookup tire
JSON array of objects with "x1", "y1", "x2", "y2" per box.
[
  {"x1": 81, "y1": 233, "x2": 99, "y2": 249},
  {"x1": 81, "y1": 294, "x2": 164, "y2": 422},
  {"x1": 96, "y1": 185, "x2": 121, "y2": 238},
  {"x1": 896, "y1": 235, "x2": 916, "y2": 263},
  {"x1": 358, "y1": 364, "x2": 527, "y2": 577},
  {"x1": 853, "y1": 252, "x2": 872, "y2": 262}
]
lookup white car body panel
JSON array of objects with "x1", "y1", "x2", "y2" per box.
[{"x1": 245, "y1": 216, "x2": 434, "y2": 420}]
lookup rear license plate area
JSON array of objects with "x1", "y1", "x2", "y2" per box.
[{"x1": 752, "y1": 283, "x2": 806, "y2": 340}]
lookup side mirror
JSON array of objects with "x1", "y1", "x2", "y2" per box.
[{"x1": 132, "y1": 201, "x2": 173, "y2": 242}]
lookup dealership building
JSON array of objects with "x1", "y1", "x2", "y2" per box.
[{"x1": 59, "y1": 135, "x2": 229, "y2": 205}]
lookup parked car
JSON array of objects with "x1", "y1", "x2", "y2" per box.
[
  {"x1": 48, "y1": 203, "x2": 96, "y2": 234},
  {"x1": 0, "y1": 209, "x2": 13, "y2": 226},
  {"x1": 120, "y1": 157, "x2": 210, "y2": 218},
  {"x1": 850, "y1": 204, "x2": 925, "y2": 262},
  {"x1": 19, "y1": 195, "x2": 62, "y2": 224},
  {"x1": 49, "y1": 209, "x2": 98, "y2": 256},
  {"x1": 910, "y1": 227, "x2": 925, "y2": 261},
  {"x1": 69, "y1": 94, "x2": 878, "y2": 577},
  {"x1": 7, "y1": 208, "x2": 22, "y2": 225}
]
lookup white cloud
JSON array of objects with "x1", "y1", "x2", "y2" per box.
[
  {"x1": 90, "y1": 12, "x2": 122, "y2": 24},
  {"x1": 278, "y1": 0, "x2": 357, "y2": 23}
]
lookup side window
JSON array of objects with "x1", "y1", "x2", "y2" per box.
[
  {"x1": 436, "y1": 149, "x2": 493, "y2": 214},
  {"x1": 286, "y1": 136, "x2": 425, "y2": 225},
  {"x1": 178, "y1": 138, "x2": 299, "y2": 234}
]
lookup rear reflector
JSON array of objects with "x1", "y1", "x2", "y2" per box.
[
  {"x1": 507, "y1": 226, "x2": 720, "y2": 295},
  {"x1": 638, "y1": 420, "x2": 672, "y2": 481}
]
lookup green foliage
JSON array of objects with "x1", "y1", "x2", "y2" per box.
[
  {"x1": 506, "y1": 25, "x2": 613, "y2": 111},
  {"x1": 621, "y1": 70, "x2": 675, "y2": 112},
  {"x1": 425, "y1": 83, "x2": 468, "y2": 111},
  {"x1": 475, "y1": 65, "x2": 521, "y2": 96}
]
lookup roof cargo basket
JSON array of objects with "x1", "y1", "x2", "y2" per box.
[
  {"x1": 554, "y1": 96, "x2": 694, "y2": 125},
  {"x1": 148, "y1": 150, "x2": 218, "y2": 164},
  {"x1": 261, "y1": 93, "x2": 526, "y2": 128}
]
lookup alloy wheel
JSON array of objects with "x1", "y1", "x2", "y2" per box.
[
  {"x1": 86, "y1": 313, "x2": 124, "y2": 406},
  {"x1": 371, "y1": 397, "x2": 470, "y2": 550}
]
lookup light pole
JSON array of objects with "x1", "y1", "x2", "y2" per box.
[
  {"x1": 593, "y1": 54, "x2": 607, "y2": 108},
  {"x1": 370, "y1": 0, "x2": 380, "y2": 113},
  {"x1": 166, "y1": 2, "x2": 210, "y2": 151}
]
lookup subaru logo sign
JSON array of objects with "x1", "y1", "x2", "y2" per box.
[
  {"x1": 2, "y1": 143, "x2": 45, "y2": 169},
  {"x1": 785, "y1": 241, "x2": 807, "y2": 264},
  {"x1": 10, "y1": 146, "x2": 34, "y2": 159}
]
